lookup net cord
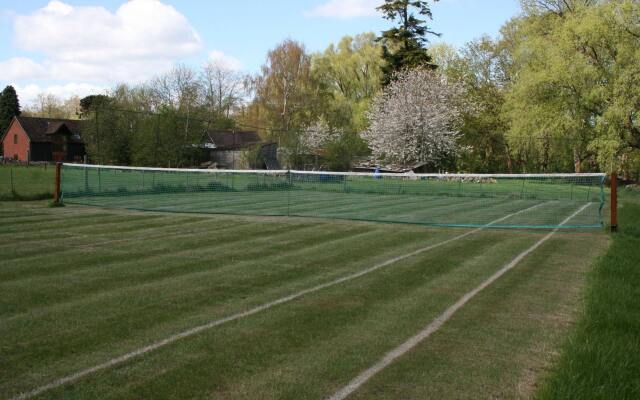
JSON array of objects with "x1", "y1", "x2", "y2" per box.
[{"x1": 63, "y1": 163, "x2": 607, "y2": 179}]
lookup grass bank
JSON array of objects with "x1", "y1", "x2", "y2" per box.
[{"x1": 537, "y1": 189, "x2": 640, "y2": 399}]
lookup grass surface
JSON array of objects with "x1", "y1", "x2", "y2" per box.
[
  {"x1": 536, "y1": 190, "x2": 640, "y2": 399},
  {"x1": 0, "y1": 200, "x2": 607, "y2": 399},
  {"x1": 0, "y1": 165, "x2": 54, "y2": 200}
]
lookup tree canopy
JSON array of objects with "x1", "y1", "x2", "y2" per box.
[
  {"x1": 377, "y1": 0, "x2": 439, "y2": 85},
  {"x1": 0, "y1": 85, "x2": 21, "y2": 135}
]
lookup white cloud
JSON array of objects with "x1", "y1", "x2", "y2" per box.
[
  {"x1": 0, "y1": 58, "x2": 48, "y2": 81},
  {"x1": 208, "y1": 50, "x2": 243, "y2": 71},
  {"x1": 14, "y1": 83, "x2": 109, "y2": 106},
  {"x1": 304, "y1": 0, "x2": 381, "y2": 19},
  {"x1": 8, "y1": 0, "x2": 202, "y2": 82}
]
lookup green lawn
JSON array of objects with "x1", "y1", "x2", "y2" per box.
[
  {"x1": 0, "y1": 165, "x2": 55, "y2": 200},
  {"x1": 535, "y1": 189, "x2": 640, "y2": 399},
  {"x1": 0, "y1": 200, "x2": 608, "y2": 399}
]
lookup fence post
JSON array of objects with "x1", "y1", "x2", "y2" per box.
[
  {"x1": 10, "y1": 166, "x2": 15, "y2": 195},
  {"x1": 54, "y1": 162, "x2": 62, "y2": 203},
  {"x1": 610, "y1": 172, "x2": 618, "y2": 232}
]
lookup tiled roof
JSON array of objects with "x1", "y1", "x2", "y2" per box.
[{"x1": 15, "y1": 116, "x2": 83, "y2": 143}]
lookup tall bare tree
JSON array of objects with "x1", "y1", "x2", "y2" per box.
[{"x1": 201, "y1": 61, "x2": 245, "y2": 119}]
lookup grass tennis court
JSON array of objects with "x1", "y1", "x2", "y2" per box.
[{"x1": 0, "y1": 199, "x2": 609, "y2": 399}]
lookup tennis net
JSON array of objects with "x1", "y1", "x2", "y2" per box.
[{"x1": 61, "y1": 164, "x2": 607, "y2": 229}]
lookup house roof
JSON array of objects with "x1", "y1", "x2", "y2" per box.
[
  {"x1": 9, "y1": 116, "x2": 83, "y2": 143},
  {"x1": 205, "y1": 130, "x2": 264, "y2": 150}
]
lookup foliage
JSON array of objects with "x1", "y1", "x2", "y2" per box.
[
  {"x1": 311, "y1": 33, "x2": 384, "y2": 132},
  {"x1": 251, "y1": 39, "x2": 317, "y2": 132},
  {"x1": 505, "y1": 1, "x2": 640, "y2": 173},
  {"x1": 300, "y1": 119, "x2": 369, "y2": 170},
  {"x1": 0, "y1": 85, "x2": 21, "y2": 136},
  {"x1": 436, "y1": 38, "x2": 514, "y2": 173},
  {"x1": 80, "y1": 95, "x2": 112, "y2": 113},
  {"x1": 364, "y1": 68, "x2": 464, "y2": 168},
  {"x1": 377, "y1": 0, "x2": 439, "y2": 85}
]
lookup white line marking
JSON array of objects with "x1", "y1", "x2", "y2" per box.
[
  {"x1": 64, "y1": 163, "x2": 606, "y2": 179},
  {"x1": 11, "y1": 202, "x2": 547, "y2": 400},
  {"x1": 326, "y1": 203, "x2": 592, "y2": 400}
]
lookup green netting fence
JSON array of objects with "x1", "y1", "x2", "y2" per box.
[{"x1": 61, "y1": 163, "x2": 607, "y2": 229}]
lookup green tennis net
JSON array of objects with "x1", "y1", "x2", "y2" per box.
[{"x1": 61, "y1": 164, "x2": 607, "y2": 229}]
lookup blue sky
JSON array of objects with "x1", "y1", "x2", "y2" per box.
[{"x1": 0, "y1": 0, "x2": 521, "y2": 105}]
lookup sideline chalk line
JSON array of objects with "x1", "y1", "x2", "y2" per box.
[{"x1": 327, "y1": 203, "x2": 591, "y2": 400}]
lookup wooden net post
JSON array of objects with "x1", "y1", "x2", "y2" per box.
[
  {"x1": 54, "y1": 162, "x2": 62, "y2": 203},
  {"x1": 610, "y1": 172, "x2": 618, "y2": 232}
]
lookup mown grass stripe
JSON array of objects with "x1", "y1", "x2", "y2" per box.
[
  {"x1": 326, "y1": 203, "x2": 590, "y2": 400},
  {"x1": 8, "y1": 202, "x2": 544, "y2": 400}
]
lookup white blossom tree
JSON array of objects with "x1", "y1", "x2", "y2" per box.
[
  {"x1": 363, "y1": 68, "x2": 464, "y2": 167},
  {"x1": 301, "y1": 119, "x2": 340, "y2": 152}
]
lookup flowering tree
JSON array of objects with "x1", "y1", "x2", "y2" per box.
[
  {"x1": 363, "y1": 68, "x2": 464, "y2": 167},
  {"x1": 301, "y1": 119, "x2": 340, "y2": 152}
]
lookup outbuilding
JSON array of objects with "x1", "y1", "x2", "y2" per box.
[{"x1": 1, "y1": 116, "x2": 85, "y2": 162}]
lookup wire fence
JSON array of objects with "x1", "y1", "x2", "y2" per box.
[{"x1": 0, "y1": 163, "x2": 55, "y2": 201}]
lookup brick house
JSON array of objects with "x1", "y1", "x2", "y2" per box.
[{"x1": 1, "y1": 116, "x2": 85, "y2": 162}]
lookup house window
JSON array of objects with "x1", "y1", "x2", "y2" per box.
[{"x1": 14, "y1": 134, "x2": 18, "y2": 144}]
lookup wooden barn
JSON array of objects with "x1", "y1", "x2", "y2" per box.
[{"x1": 1, "y1": 116, "x2": 86, "y2": 162}]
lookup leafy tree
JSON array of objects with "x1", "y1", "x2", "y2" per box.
[
  {"x1": 245, "y1": 39, "x2": 320, "y2": 167},
  {"x1": 80, "y1": 95, "x2": 112, "y2": 113},
  {"x1": 311, "y1": 33, "x2": 384, "y2": 132},
  {"x1": 436, "y1": 37, "x2": 514, "y2": 173},
  {"x1": 363, "y1": 68, "x2": 464, "y2": 168},
  {"x1": 504, "y1": 0, "x2": 640, "y2": 173},
  {"x1": 376, "y1": 0, "x2": 439, "y2": 85},
  {"x1": 0, "y1": 85, "x2": 21, "y2": 134}
]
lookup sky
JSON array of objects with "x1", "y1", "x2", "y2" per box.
[{"x1": 0, "y1": 0, "x2": 522, "y2": 106}]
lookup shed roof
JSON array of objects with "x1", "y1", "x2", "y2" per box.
[{"x1": 205, "y1": 130, "x2": 264, "y2": 150}]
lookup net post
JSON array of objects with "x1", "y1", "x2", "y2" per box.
[
  {"x1": 54, "y1": 162, "x2": 62, "y2": 204},
  {"x1": 610, "y1": 172, "x2": 618, "y2": 232},
  {"x1": 286, "y1": 170, "x2": 292, "y2": 216}
]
